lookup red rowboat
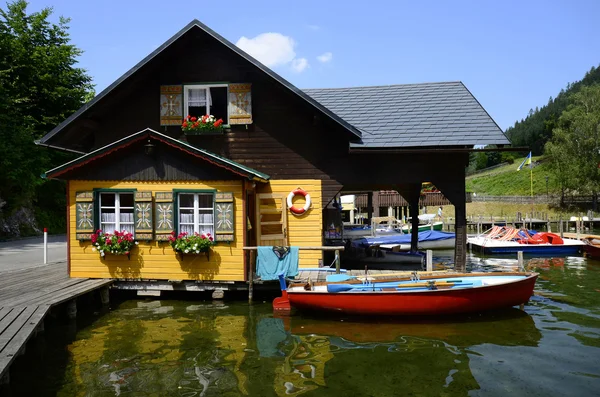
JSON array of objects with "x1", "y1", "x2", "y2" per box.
[{"x1": 274, "y1": 272, "x2": 538, "y2": 316}]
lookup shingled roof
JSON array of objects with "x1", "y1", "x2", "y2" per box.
[{"x1": 304, "y1": 82, "x2": 510, "y2": 149}]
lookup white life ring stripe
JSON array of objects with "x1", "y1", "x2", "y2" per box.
[{"x1": 287, "y1": 189, "x2": 311, "y2": 215}]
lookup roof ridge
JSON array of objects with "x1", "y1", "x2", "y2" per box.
[{"x1": 303, "y1": 81, "x2": 462, "y2": 91}]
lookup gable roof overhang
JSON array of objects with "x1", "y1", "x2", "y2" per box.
[
  {"x1": 44, "y1": 128, "x2": 270, "y2": 182},
  {"x1": 37, "y1": 20, "x2": 362, "y2": 151}
]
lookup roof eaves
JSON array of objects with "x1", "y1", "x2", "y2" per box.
[{"x1": 45, "y1": 128, "x2": 270, "y2": 181}]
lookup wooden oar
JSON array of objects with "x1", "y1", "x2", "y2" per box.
[{"x1": 327, "y1": 281, "x2": 470, "y2": 293}]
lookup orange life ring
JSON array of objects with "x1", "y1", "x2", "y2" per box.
[{"x1": 287, "y1": 188, "x2": 311, "y2": 215}]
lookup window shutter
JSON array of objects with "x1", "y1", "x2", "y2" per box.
[
  {"x1": 215, "y1": 192, "x2": 235, "y2": 242},
  {"x1": 154, "y1": 191, "x2": 174, "y2": 241},
  {"x1": 134, "y1": 191, "x2": 153, "y2": 240},
  {"x1": 160, "y1": 85, "x2": 183, "y2": 126},
  {"x1": 75, "y1": 191, "x2": 95, "y2": 240},
  {"x1": 228, "y1": 83, "x2": 252, "y2": 125}
]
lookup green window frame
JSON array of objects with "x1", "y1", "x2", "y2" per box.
[
  {"x1": 174, "y1": 189, "x2": 216, "y2": 237},
  {"x1": 94, "y1": 188, "x2": 137, "y2": 236}
]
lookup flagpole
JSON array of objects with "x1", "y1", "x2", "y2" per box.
[{"x1": 530, "y1": 160, "x2": 533, "y2": 230}]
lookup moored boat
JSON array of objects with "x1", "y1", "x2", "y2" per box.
[
  {"x1": 468, "y1": 226, "x2": 584, "y2": 255},
  {"x1": 582, "y1": 237, "x2": 600, "y2": 259},
  {"x1": 273, "y1": 272, "x2": 538, "y2": 316},
  {"x1": 352, "y1": 230, "x2": 456, "y2": 251}
]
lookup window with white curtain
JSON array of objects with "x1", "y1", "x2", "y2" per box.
[
  {"x1": 178, "y1": 193, "x2": 214, "y2": 236},
  {"x1": 183, "y1": 84, "x2": 228, "y2": 122},
  {"x1": 99, "y1": 192, "x2": 135, "y2": 235}
]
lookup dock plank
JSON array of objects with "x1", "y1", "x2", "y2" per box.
[
  {"x1": 0, "y1": 308, "x2": 26, "y2": 335},
  {"x1": 0, "y1": 305, "x2": 49, "y2": 378},
  {"x1": 0, "y1": 306, "x2": 37, "y2": 353},
  {"x1": 0, "y1": 262, "x2": 113, "y2": 379}
]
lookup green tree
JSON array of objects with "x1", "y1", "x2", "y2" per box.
[
  {"x1": 0, "y1": 0, "x2": 93, "y2": 235},
  {"x1": 545, "y1": 85, "x2": 600, "y2": 208}
]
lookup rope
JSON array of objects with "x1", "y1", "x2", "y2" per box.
[{"x1": 326, "y1": 252, "x2": 339, "y2": 268}]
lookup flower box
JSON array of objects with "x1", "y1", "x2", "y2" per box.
[
  {"x1": 168, "y1": 231, "x2": 215, "y2": 260},
  {"x1": 181, "y1": 115, "x2": 225, "y2": 135},
  {"x1": 91, "y1": 230, "x2": 138, "y2": 260}
]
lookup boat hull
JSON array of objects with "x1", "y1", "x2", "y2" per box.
[
  {"x1": 468, "y1": 239, "x2": 583, "y2": 255},
  {"x1": 288, "y1": 274, "x2": 538, "y2": 316},
  {"x1": 583, "y1": 244, "x2": 600, "y2": 259}
]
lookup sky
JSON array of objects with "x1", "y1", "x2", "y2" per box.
[{"x1": 24, "y1": 0, "x2": 600, "y2": 131}]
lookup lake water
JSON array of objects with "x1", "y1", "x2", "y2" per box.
[{"x1": 3, "y1": 253, "x2": 600, "y2": 397}]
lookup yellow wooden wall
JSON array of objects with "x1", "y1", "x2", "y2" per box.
[
  {"x1": 257, "y1": 180, "x2": 323, "y2": 267},
  {"x1": 69, "y1": 180, "x2": 244, "y2": 280}
]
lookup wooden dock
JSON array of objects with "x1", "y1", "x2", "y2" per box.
[{"x1": 0, "y1": 262, "x2": 112, "y2": 382}]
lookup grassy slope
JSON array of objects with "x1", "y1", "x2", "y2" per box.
[{"x1": 466, "y1": 156, "x2": 560, "y2": 196}]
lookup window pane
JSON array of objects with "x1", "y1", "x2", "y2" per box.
[
  {"x1": 101, "y1": 223, "x2": 116, "y2": 232},
  {"x1": 199, "y1": 225, "x2": 214, "y2": 236},
  {"x1": 120, "y1": 193, "x2": 134, "y2": 208},
  {"x1": 101, "y1": 210, "x2": 116, "y2": 223},
  {"x1": 197, "y1": 194, "x2": 213, "y2": 208},
  {"x1": 180, "y1": 208, "x2": 194, "y2": 224},
  {"x1": 198, "y1": 210, "x2": 213, "y2": 225},
  {"x1": 100, "y1": 193, "x2": 115, "y2": 207},
  {"x1": 188, "y1": 88, "x2": 208, "y2": 106},
  {"x1": 180, "y1": 224, "x2": 194, "y2": 235},
  {"x1": 120, "y1": 210, "x2": 134, "y2": 224},
  {"x1": 122, "y1": 224, "x2": 134, "y2": 235},
  {"x1": 179, "y1": 194, "x2": 194, "y2": 208}
]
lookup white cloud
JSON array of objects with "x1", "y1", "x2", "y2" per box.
[
  {"x1": 317, "y1": 52, "x2": 333, "y2": 63},
  {"x1": 307, "y1": 24, "x2": 320, "y2": 31},
  {"x1": 291, "y1": 58, "x2": 309, "y2": 73},
  {"x1": 236, "y1": 33, "x2": 296, "y2": 67}
]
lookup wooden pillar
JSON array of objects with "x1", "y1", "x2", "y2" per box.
[
  {"x1": 454, "y1": 194, "x2": 467, "y2": 272},
  {"x1": 100, "y1": 287, "x2": 110, "y2": 306},
  {"x1": 397, "y1": 184, "x2": 421, "y2": 252},
  {"x1": 367, "y1": 192, "x2": 373, "y2": 225},
  {"x1": 66, "y1": 299, "x2": 77, "y2": 320},
  {"x1": 431, "y1": 153, "x2": 469, "y2": 272}
]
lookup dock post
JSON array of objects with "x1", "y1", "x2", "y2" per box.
[
  {"x1": 426, "y1": 250, "x2": 433, "y2": 272},
  {"x1": 100, "y1": 287, "x2": 110, "y2": 306},
  {"x1": 576, "y1": 218, "x2": 581, "y2": 240},
  {"x1": 547, "y1": 220, "x2": 551, "y2": 233},
  {"x1": 517, "y1": 251, "x2": 524, "y2": 271},
  {"x1": 335, "y1": 249, "x2": 341, "y2": 274},
  {"x1": 43, "y1": 227, "x2": 48, "y2": 264},
  {"x1": 559, "y1": 215, "x2": 564, "y2": 238},
  {"x1": 66, "y1": 299, "x2": 77, "y2": 320}
]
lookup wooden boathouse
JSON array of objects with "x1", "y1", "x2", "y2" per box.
[{"x1": 37, "y1": 19, "x2": 510, "y2": 288}]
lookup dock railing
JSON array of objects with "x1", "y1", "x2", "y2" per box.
[{"x1": 243, "y1": 246, "x2": 345, "y2": 302}]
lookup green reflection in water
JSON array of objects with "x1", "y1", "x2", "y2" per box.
[{"x1": 3, "y1": 254, "x2": 600, "y2": 397}]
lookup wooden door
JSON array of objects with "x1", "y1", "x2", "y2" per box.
[{"x1": 256, "y1": 193, "x2": 288, "y2": 246}]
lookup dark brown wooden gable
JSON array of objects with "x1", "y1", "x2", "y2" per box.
[
  {"x1": 48, "y1": 24, "x2": 471, "y2": 208},
  {"x1": 64, "y1": 141, "x2": 240, "y2": 181}
]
